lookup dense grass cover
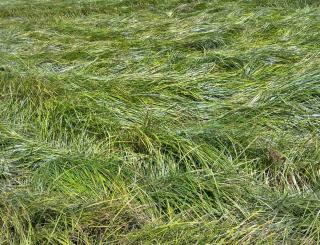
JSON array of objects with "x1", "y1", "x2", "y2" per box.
[{"x1": 0, "y1": 0, "x2": 320, "y2": 244}]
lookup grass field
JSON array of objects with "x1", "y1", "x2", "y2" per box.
[{"x1": 0, "y1": 0, "x2": 320, "y2": 244}]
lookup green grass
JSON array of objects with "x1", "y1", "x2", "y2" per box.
[{"x1": 0, "y1": 0, "x2": 320, "y2": 244}]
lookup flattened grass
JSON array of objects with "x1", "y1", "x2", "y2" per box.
[{"x1": 0, "y1": 0, "x2": 320, "y2": 244}]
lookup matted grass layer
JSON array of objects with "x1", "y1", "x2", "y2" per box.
[{"x1": 0, "y1": 0, "x2": 320, "y2": 244}]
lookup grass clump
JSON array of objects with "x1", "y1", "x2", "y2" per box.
[{"x1": 0, "y1": 0, "x2": 320, "y2": 244}]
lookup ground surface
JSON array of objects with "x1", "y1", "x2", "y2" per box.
[{"x1": 0, "y1": 0, "x2": 320, "y2": 244}]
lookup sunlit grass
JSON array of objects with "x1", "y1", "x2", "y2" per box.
[{"x1": 0, "y1": 0, "x2": 320, "y2": 244}]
